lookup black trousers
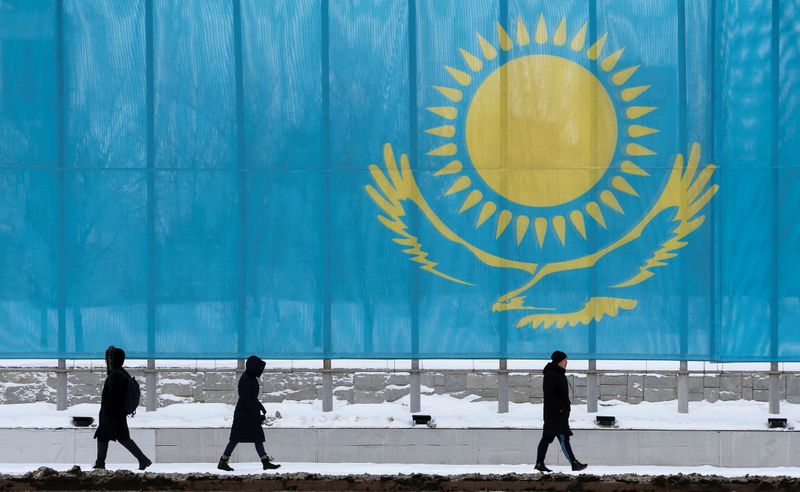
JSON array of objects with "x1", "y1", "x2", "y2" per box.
[
  {"x1": 95, "y1": 438, "x2": 149, "y2": 466},
  {"x1": 536, "y1": 433, "x2": 576, "y2": 464}
]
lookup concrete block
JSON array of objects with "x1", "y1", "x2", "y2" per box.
[
  {"x1": 742, "y1": 388, "x2": 753, "y2": 400},
  {"x1": 421, "y1": 373, "x2": 444, "y2": 388},
  {"x1": 354, "y1": 390, "x2": 386, "y2": 404},
  {"x1": 204, "y1": 372, "x2": 236, "y2": 391},
  {"x1": 202, "y1": 390, "x2": 237, "y2": 405},
  {"x1": 265, "y1": 429, "x2": 319, "y2": 462},
  {"x1": 753, "y1": 389, "x2": 770, "y2": 402},
  {"x1": 509, "y1": 387, "x2": 530, "y2": 404},
  {"x1": 476, "y1": 430, "x2": 538, "y2": 465},
  {"x1": 385, "y1": 387, "x2": 408, "y2": 402},
  {"x1": 742, "y1": 376, "x2": 753, "y2": 388},
  {"x1": 627, "y1": 397, "x2": 643, "y2": 405},
  {"x1": 704, "y1": 375, "x2": 719, "y2": 388},
  {"x1": 638, "y1": 431, "x2": 720, "y2": 466},
  {"x1": 531, "y1": 376, "x2": 544, "y2": 398},
  {"x1": 689, "y1": 376, "x2": 704, "y2": 394},
  {"x1": 719, "y1": 375, "x2": 742, "y2": 393},
  {"x1": 786, "y1": 375, "x2": 800, "y2": 404},
  {"x1": 720, "y1": 431, "x2": 792, "y2": 467},
  {"x1": 353, "y1": 373, "x2": 385, "y2": 391},
  {"x1": 628, "y1": 375, "x2": 644, "y2": 397},
  {"x1": 282, "y1": 387, "x2": 318, "y2": 401},
  {"x1": 719, "y1": 390, "x2": 740, "y2": 401},
  {"x1": 261, "y1": 380, "x2": 286, "y2": 394},
  {"x1": 704, "y1": 388, "x2": 719, "y2": 402},
  {"x1": 508, "y1": 373, "x2": 530, "y2": 386},
  {"x1": 644, "y1": 375, "x2": 676, "y2": 389},
  {"x1": 466, "y1": 373, "x2": 496, "y2": 390},
  {"x1": 569, "y1": 430, "x2": 639, "y2": 466},
  {"x1": 600, "y1": 374, "x2": 627, "y2": 386},
  {"x1": 386, "y1": 374, "x2": 409, "y2": 386},
  {"x1": 753, "y1": 375, "x2": 770, "y2": 390},
  {"x1": 644, "y1": 388, "x2": 675, "y2": 402},
  {"x1": 333, "y1": 388, "x2": 354, "y2": 403},
  {"x1": 445, "y1": 374, "x2": 468, "y2": 391},
  {"x1": 156, "y1": 428, "x2": 229, "y2": 463},
  {"x1": 599, "y1": 384, "x2": 627, "y2": 398}
]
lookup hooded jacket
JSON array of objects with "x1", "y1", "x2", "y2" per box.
[
  {"x1": 229, "y1": 355, "x2": 267, "y2": 443},
  {"x1": 94, "y1": 347, "x2": 131, "y2": 442}
]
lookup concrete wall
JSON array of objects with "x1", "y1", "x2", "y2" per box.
[
  {"x1": 0, "y1": 427, "x2": 797, "y2": 467},
  {"x1": 1, "y1": 368, "x2": 798, "y2": 407}
]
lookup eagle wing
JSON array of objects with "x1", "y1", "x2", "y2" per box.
[{"x1": 364, "y1": 144, "x2": 537, "y2": 285}]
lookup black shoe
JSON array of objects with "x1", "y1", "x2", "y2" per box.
[
  {"x1": 92, "y1": 462, "x2": 105, "y2": 470},
  {"x1": 138, "y1": 458, "x2": 152, "y2": 471},
  {"x1": 217, "y1": 458, "x2": 234, "y2": 472},
  {"x1": 571, "y1": 460, "x2": 588, "y2": 471},
  {"x1": 534, "y1": 462, "x2": 552, "y2": 473},
  {"x1": 261, "y1": 457, "x2": 281, "y2": 470}
]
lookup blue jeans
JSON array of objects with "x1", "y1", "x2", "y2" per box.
[
  {"x1": 222, "y1": 440, "x2": 266, "y2": 460},
  {"x1": 536, "y1": 434, "x2": 576, "y2": 464}
]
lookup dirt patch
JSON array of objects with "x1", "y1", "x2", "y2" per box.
[{"x1": 0, "y1": 467, "x2": 797, "y2": 491}]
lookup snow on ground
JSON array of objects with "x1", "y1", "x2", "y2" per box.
[
  {"x1": 1, "y1": 462, "x2": 800, "y2": 477},
  {"x1": 1, "y1": 394, "x2": 797, "y2": 431}
]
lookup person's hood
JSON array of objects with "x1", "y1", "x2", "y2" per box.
[
  {"x1": 245, "y1": 355, "x2": 266, "y2": 377},
  {"x1": 106, "y1": 346, "x2": 125, "y2": 370},
  {"x1": 543, "y1": 361, "x2": 565, "y2": 375}
]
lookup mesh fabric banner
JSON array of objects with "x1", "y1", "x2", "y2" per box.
[{"x1": 1, "y1": 0, "x2": 798, "y2": 360}]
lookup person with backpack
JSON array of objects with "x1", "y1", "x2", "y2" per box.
[
  {"x1": 534, "y1": 351, "x2": 588, "y2": 473},
  {"x1": 93, "y1": 346, "x2": 152, "y2": 471},
  {"x1": 217, "y1": 355, "x2": 280, "y2": 471}
]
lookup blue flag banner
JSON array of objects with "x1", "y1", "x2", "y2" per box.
[{"x1": 0, "y1": 0, "x2": 798, "y2": 360}]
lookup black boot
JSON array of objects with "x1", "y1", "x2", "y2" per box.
[
  {"x1": 571, "y1": 460, "x2": 588, "y2": 471},
  {"x1": 92, "y1": 462, "x2": 105, "y2": 470},
  {"x1": 217, "y1": 457, "x2": 234, "y2": 472},
  {"x1": 534, "y1": 462, "x2": 552, "y2": 473},
  {"x1": 261, "y1": 457, "x2": 281, "y2": 470},
  {"x1": 120, "y1": 439, "x2": 151, "y2": 471}
]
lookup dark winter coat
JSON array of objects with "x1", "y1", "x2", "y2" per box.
[
  {"x1": 229, "y1": 355, "x2": 267, "y2": 443},
  {"x1": 94, "y1": 348, "x2": 131, "y2": 442},
  {"x1": 542, "y1": 361, "x2": 573, "y2": 438}
]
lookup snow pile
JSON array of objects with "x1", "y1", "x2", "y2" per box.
[{"x1": 0, "y1": 394, "x2": 797, "y2": 430}]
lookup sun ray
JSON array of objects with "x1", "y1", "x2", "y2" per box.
[
  {"x1": 601, "y1": 48, "x2": 625, "y2": 72},
  {"x1": 427, "y1": 106, "x2": 458, "y2": 119},
  {"x1": 433, "y1": 86, "x2": 463, "y2": 102},
  {"x1": 569, "y1": 210, "x2": 587, "y2": 239},
  {"x1": 534, "y1": 217, "x2": 548, "y2": 247},
  {"x1": 552, "y1": 216, "x2": 567, "y2": 246},
  {"x1": 620, "y1": 160, "x2": 650, "y2": 176},
  {"x1": 477, "y1": 34, "x2": 498, "y2": 60},
  {"x1": 553, "y1": 17, "x2": 567, "y2": 45},
  {"x1": 585, "y1": 202, "x2": 607, "y2": 228},
  {"x1": 445, "y1": 66, "x2": 471, "y2": 86},
  {"x1": 444, "y1": 176, "x2": 471, "y2": 196},
  {"x1": 425, "y1": 125, "x2": 456, "y2": 138},
  {"x1": 612, "y1": 65, "x2": 640, "y2": 85},
  {"x1": 476, "y1": 201, "x2": 496, "y2": 228},
  {"x1": 534, "y1": 14, "x2": 547, "y2": 44},
  {"x1": 517, "y1": 17, "x2": 531, "y2": 46},
  {"x1": 612, "y1": 176, "x2": 639, "y2": 196},
  {"x1": 459, "y1": 190, "x2": 483, "y2": 213},
  {"x1": 570, "y1": 22, "x2": 588, "y2": 51},
  {"x1": 621, "y1": 85, "x2": 650, "y2": 102},
  {"x1": 495, "y1": 210, "x2": 512, "y2": 239},
  {"x1": 427, "y1": 143, "x2": 458, "y2": 156},
  {"x1": 626, "y1": 143, "x2": 656, "y2": 156},
  {"x1": 627, "y1": 125, "x2": 659, "y2": 138},
  {"x1": 600, "y1": 190, "x2": 625, "y2": 214},
  {"x1": 515, "y1": 215, "x2": 530, "y2": 245},
  {"x1": 626, "y1": 106, "x2": 657, "y2": 119},
  {"x1": 434, "y1": 160, "x2": 462, "y2": 176},
  {"x1": 459, "y1": 48, "x2": 484, "y2": 72},
  {"x1": 586, "y1": 33, "x2": 607, "y2": 60},
  {"x1": 497, "y1": 22, "x2": 513, "y2": 51}
]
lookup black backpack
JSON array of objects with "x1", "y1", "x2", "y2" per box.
[{"x1": 125, "y1": 372, "x2": 141, "y2": 416}]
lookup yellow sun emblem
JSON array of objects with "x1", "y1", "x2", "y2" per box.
[{"x1": 366, "y1": 15, "x2": 719, "y2": 329}]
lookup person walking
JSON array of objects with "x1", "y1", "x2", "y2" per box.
[
  {"x1": 534, "y1": 351, "x2": 587, "y2": 472},
  {"x1": 93, "y1": 346, "x2": 152, "y2": 471},
  {"x1": 217, "y1": 355, "x2": 280, "y2": 471}
]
